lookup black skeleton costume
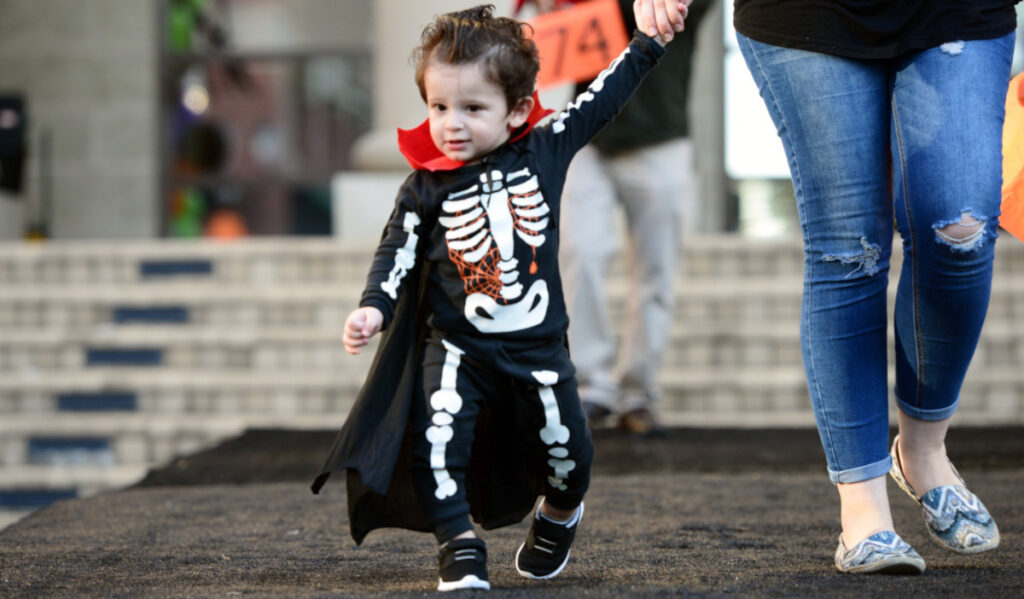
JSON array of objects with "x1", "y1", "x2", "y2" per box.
[{"x1": 312, "y1": 32, "x2": 665, "y2": 544}]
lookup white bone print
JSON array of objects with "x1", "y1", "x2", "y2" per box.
[
  {"x1": 531, "y1": 370, "x2": 576, "y2": 491},
  {"x1": 380, "y1": 211, "x2": 421, "y2": 299},
  {"x1": 480, "y1": 171, "x2": 521, "y2": 299},
  {"x1": 532, "y1": 370, "x2": 570, "y2": 445},
  {"x1": 427, "y1": 340, "x2": 466, "y2": 500},
  {"x1": 551, "y1": 46, "x2": 631, "y2": 134},
  {"x1": 548, "y1": 457, "x2": 577, "y2": 480},
  {"x1": 439, "y1": 169, "x2": 550, "y2": 333}
]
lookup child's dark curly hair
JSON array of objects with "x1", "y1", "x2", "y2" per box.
[{"x1": 413, "y1": 4, "x2": 539, "y2": 112}]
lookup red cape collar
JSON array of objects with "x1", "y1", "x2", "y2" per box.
[{"x1": 397, "y1": 92, "x2": 554, "y2": 172}]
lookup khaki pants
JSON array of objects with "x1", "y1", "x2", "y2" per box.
[{"x1": 559, "y1": 138, "x2": 694, "y2": 413}]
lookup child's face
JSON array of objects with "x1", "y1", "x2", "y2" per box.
[{"x1": 424, "y1": 59, "x2": 533, "y2": 163}]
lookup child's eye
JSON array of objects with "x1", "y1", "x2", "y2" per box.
[
  {"x1": 466, "y1": 105, "x2": 482, "y2": 112},
  {"x1": 432, "y1": 103, "x2": 446, "y2": 112}
]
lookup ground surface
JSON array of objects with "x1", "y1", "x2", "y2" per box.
[{"x1": 1, "y1": 427, "x2": 1022, "y2": 598}]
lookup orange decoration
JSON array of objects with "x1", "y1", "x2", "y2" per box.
[
  {"x1": 1001, "y1": 73, "x2": 1024, "y2": 243},
  {"x1": 204, "y1": 209, "x2": 248, "y2": 239},
  {"x1": 528, "y1": 0, "x2": 629, "y2": 89}
]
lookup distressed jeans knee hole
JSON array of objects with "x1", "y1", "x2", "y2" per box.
[{"x1": 934, "y1": 213, "x2": 986, "y2": 251}]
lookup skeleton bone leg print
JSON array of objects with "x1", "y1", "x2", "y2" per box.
[
  {"x1": 532, "y1": 370, "x2": 576, "y2": 491},
  {"x1": 439, "y1": 168, "x2": 550, "y2": 333},
  {"x1": 426, "y1": 340, "x2": 467, "y2": 500}
]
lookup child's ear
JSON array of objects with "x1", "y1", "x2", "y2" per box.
[{"x1": 507, "y1": 95, "x2": 535, "y2": 129}]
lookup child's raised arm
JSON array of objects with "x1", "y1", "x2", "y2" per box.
[
  {"x1": 535, "y1": 30, "x2": 667, "y2": 174},
  {"x1": 343, "y1": 306, "x2": 384, "y2": 354}
]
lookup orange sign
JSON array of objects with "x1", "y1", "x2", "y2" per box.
[
  {"x1": 528, "y1": 0, "x2": 629, "y2": 89},
  {"x1": 1001, "y1": 72, "x2": 1024, "y2": 242}
]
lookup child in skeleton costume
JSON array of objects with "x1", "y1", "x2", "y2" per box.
[{"x1": 312, "y1": 4, "x2": 667, "y2": 592}]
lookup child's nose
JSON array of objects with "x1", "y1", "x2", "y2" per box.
[{"x1": 445, "y1": 113, "x2": 464, "y2": 130}]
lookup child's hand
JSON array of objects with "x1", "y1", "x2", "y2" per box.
[
  {"x1": 343, "y1": 307, "x2": 384, "y2": 354},
  {"x1": 634, "y1": 0, "x2": 690, "y2": 45}
]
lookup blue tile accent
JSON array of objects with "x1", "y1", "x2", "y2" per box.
[
  {"x1": 112, "y1": 306, "x2": 190, "y2": 324},
  {"x1": 27, "y1": 437, "x2": 114, "y2": 467},
  {"x1": 85, "y1": 347, "x2": 163, "y2": 367},
  {"x1": 57, "y1": 392, "x2": 137, "y2": 412},
  {"x1": 139, "y1": 259, "x2": 213, "y2": 278},
  {"x1": 0, "y1": 488, "x2": 78, "y2": 509}
]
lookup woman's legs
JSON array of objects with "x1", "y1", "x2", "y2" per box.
[
  {"x1": 889, "y1": 34, "x2": 1015, "y2": 494},
  {"x1": 739, "y1": 31, "x2": 1015, "y2": 553},
  {"x1": 737, "y1": 34, "x2": 895, "y2": 544}
]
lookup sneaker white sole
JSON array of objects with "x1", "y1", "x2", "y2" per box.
[
  {"x1": 514, "y1": 544, "x2": 570, "y2": 580},
  {"x1": 437, "y1": 574, "x2": 490, "y2": 591},
  {"x1": 514, "y1": 501, "x2": 583, "y2": 580}
]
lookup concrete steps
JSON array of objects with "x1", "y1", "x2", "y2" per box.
[
  {"x1": 0, "y1": 369, "x2": 359, "y2": 415},
  {"x1": 0, "y1": 285, "x2": 354, "y2": 330},
  {"x1": 3, "y1": 235, "x2": 1023, "y2": 283},
  {"x1": 0, "y1": 413, "x2": 344, "y2": 467},
  {"x1": 0, "y1": 239, "x2": 371, "y2": 286},
  {"x1": 2, "y1": 235, "x2": 1024, "y2": 527},
  {"x1": 5, "y1": 317, "x2": 1024, "y2": 374}
]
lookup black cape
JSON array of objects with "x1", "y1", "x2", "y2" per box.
[{"x1": 310, "y1": 265, "x2": 545, "y2": 544}]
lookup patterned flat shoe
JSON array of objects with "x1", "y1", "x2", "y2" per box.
[
  {"x1": 889, "y1": 435, "x2": 1000, "y2": 554},
  {"x1": 834, "y1": 531, "x2": 925, "y2": 574}
]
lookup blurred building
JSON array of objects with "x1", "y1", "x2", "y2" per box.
[
  {"x1": 0, "y1": 0, "x2": 374, "y2": 240},
  {"x1": 2, "y1": 2, "x2": 1023, "y2": 242},
  {"x1": 0, "y1": 0, "x2": 734, "y2": 241}
]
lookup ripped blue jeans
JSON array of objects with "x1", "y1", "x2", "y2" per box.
[{"x1": 737, "y1": 32, "x2": 1016, "y2": 484}]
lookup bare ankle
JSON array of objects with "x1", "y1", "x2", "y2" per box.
[
  {"x1": 837, "y1": 476, "x2": 893, "y2": 547},
  {"x1": 894, "y1": 435, "x2": 960, "y2": 495},
  {"x1": 540, "y1": 503, "x2": 576, "y2": 522},
  {"x1": 895, "y1": 412, "x2": 961, "y2": 494}
]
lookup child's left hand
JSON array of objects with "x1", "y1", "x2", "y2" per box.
[{"x1": 343, "y1": 306, "x2": 384, "y2": 354}]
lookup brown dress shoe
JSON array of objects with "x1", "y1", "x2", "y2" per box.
[
  {"x1": 617, "y1": 408, "x2": 666, "y2": 436},
  {"x1": 582, "y1": 401, "x2": 612, "y2": 428}
]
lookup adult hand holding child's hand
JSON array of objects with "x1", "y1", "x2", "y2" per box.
[{"x1": 633, "y1": 0, "x2": 691, "y2": 44}]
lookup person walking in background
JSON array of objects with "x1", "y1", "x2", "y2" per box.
[
  {"x1": 556, "y1": 0, "x2": 711, "y2": 435},
  {"x1": 313, "y1": 4, "x2": 672, "y2": 591},
  {"x1": 640, "y1": 0, "x2": 1016, "y2": 574}
]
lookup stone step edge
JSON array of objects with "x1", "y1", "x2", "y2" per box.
[
  {"x1": 0, "y1": 369, "x2": 358, "y2": 389},
  {"x1": 5, "y1": 274, "x2": 1024, "y2": 300},
  {"x1": 0, "y1": 413, "x2": 345, "y2": 433},
  {"x1": 6, "y1": 318, "x2": 1024, "y2": 346},
  {"x1": 2, "y1": 368, "x2": 1023, "y2": 407},
  {"x1": 8, "y1": 232, "x2": 1024, "y2": 258},
  {"x1": 0, "y1": 464, "x2": 149, "y2": 489},
  {"x1": 12, "y1": 233, "x2": 1024, "y2": 256},
  {"x1": 4, "y1": 364, "x2": 1024, "y2": 390}
]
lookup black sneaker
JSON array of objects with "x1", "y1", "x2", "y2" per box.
[
  {"x1": 515, "y1": 501, "x2": 584, "y2": 580},
  {"x1": 437, "y1": 537, "x2": 490, "y2": 591}
]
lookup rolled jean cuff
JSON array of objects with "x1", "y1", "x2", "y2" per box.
[
  {"x1": 896, "y1": 397, "x2": 960, "y2": 422},
  {"x1": 828, "y1": 454, "x2": 892, "y2": 485}
]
